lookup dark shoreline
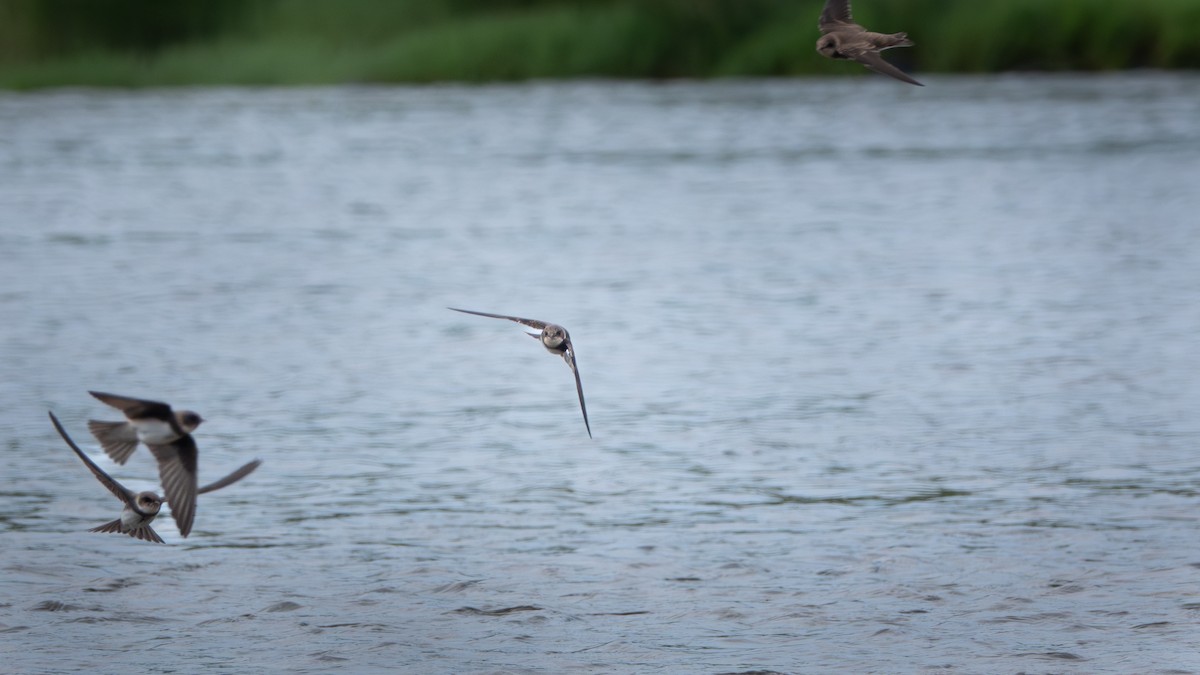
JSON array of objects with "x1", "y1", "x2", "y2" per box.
[{"x1": 2, "y1": 0, "x2": 1198, "y2": 90}]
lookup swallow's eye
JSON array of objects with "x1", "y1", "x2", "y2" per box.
[{"x1": 183, "y1": 413, "x2": 202, "y2": 426}]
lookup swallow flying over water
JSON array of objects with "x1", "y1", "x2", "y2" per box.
[
  {"x1": 449, "y1": 307, "x2": 591, "y2": 438},
  {"x1": 86, "y1": 391, "x2": 204, "y2": 536},
  {"x1": 50, "y1": 411, "x2": 261, "y2": 543},
  {"x1": 87, "y1": 390, "x2": 203, "y2": 465},
  {"x1": 816, "y1": 0, "x2": 923, "y2": 86}
]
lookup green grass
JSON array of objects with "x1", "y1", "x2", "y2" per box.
[
  {"x1": 920, "y1": 0, "x2": 1200, "y2": 72},
  {"x1": 359, "y1": 5, "x2": 655, "y2": 82},
  {"x1": 1, "y1": 0, "x2": 1198, "y2": 89}
]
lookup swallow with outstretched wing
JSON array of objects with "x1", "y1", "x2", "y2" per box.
[
  {"x1": 86, "y1": 390, "x2": 203, "y2": 536},
  {"x1": 449, "y1": 307, "x2": 592, "y2": 438},
  {"x1": 816, "y1": 0, "x2": 923, "y2": 86},
  {"x1": 50, "y1": 411, "x2": 261, "y2": 543},
  {"x1": 86, "y1": 390, "x2": 203, "y2": 465}
]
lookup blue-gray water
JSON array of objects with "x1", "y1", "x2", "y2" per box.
[{"x1": 2, "y1": 74, "x2": 1199, "y2": 673}]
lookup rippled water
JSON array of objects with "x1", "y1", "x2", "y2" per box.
[{"x1": 2, "y1": 74, "x2": 1199, "y2": 673}]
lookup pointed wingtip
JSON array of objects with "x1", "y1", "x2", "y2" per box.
[
  {"x1": 47, "y1": 410, "x2": 69, "y2": 437},
  {"x1": 576, "y1": 403, "x2": 592, "y2": 439}
]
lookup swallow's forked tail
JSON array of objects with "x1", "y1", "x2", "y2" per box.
[
  {"x1": 89, "y1": 518, "x2": 165, "y2": 544},
  {"x1": 881, "y1": 31, "x2": 915, "y2": 49},
  {"x1": 86, "y1": 420, "x2": 139, "y2": 464}
]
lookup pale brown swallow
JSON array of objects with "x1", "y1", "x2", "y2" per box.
[
  {"x1": 816, "y1": 0, "x2": 923, "y2": 86},
  {"x1": 449, "y1": 307, "x2": 592, "y2": 438},
  {"x1": 86, "y1": 391, "x2": 203, "y2": 536},
  {"x1": 86, "y1": 390, "x2": 203, "y2": 465},
  {"x1": 50, "y1": 411, "x2": 261, "y2": 544}
]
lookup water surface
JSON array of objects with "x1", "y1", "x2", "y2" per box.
[{"x1": 1, "y1": 74, "x2": 1199, "y2": 673}]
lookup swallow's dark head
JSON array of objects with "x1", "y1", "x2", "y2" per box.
[
  {"x1": 816, "y1": 35, "x2": 842, "y2": 58},
  {"x1": 178, "y1": 410, "x2": 204, "y2": 432},
  {"x1": 136, "y1": 492, "x2": 163, "y2": 512},
  {"x1": 541, "y1": 324, "x2": 568, "y2": 350}
]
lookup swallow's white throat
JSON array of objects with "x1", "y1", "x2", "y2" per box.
[{"x1": 120, "y1": 505, "x2": 155, "y2": 531}]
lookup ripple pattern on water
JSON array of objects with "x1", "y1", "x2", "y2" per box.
[{"x1": 1, "y1": 74, "x2": 1200, "y2": 672}]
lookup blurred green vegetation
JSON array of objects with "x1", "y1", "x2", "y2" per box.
[{"x1": 1, "y1": 0, "x2": 1198, "y2": 88}]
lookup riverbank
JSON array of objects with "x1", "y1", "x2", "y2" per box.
[{"x1": 1, "y1": 0, "x2": 1197, "y2": 89}]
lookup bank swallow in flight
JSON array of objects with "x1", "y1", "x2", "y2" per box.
[
  {"x1": 86, "y1": 391, "x2": 204, "y2": 536},
  {"x1": 87, "y1": 390, "x2": 203, "y2": 465},
  {"x1": 50, "y1": 411, "x2": 261, "y2": 543},
  {"x1": 816, "y1": 0, "x2": 923, "y2": 86},
  {"x1": 449, "y1": 307, "x2": 592, "y2": 438}
]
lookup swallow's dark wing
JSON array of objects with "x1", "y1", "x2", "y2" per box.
[
  {"x1": 49, "y1": 411, "x2": 138, "y2": 508},
  {"x1": 88, "y1": 391, "x2": 175, "y2": 422},
  {"x1": 448, "y1": 307, "x2": 548, "y2": 332},
  {"x1": 819, "y1": 0, "x2": 855, "y2": 32},
  {"x1": 854, "y1": 50, "x2": 924, "y2": 86},
  {"x1": 198, "y1": 459, "x2": 262, "y2": 494},
  {"x1": 146, "y1": 435, "x2": 199, "y2": 537},
  {"x1": 562, "y1": 343, "x2": 592, "y2": 439}
]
